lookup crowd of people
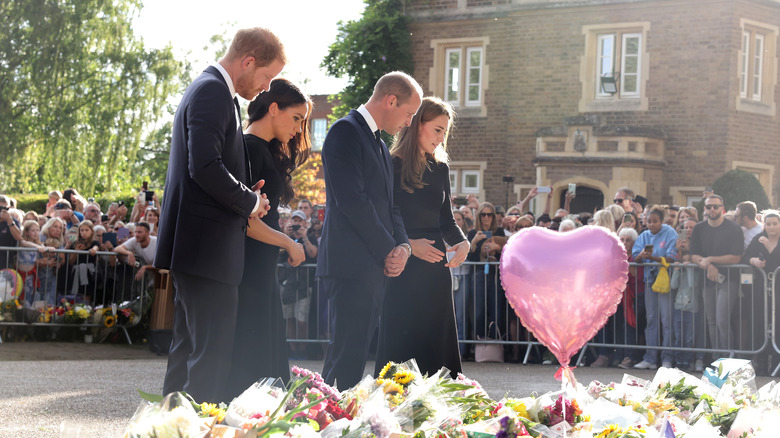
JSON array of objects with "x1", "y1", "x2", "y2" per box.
[
  {"x1": 449, "y1": 186, "x2": 778, "y2": 375},
  {"x1": 0, "y1": 190, "x2": 160, "y2": 309},
  {"x1": 3, "y1": 27, "x2": 778, "y2": 402}
]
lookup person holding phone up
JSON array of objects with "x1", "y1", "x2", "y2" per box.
[
  {"x1": 466, "y1": 202, "x2": 507, "y2": 343},
  {"x1": 632, "y1": 205, "x2": 679, "y2": 370}
]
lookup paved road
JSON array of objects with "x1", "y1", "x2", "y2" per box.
[{"x1": 0, "y1": 342, "x2": 774, "y2": 437}]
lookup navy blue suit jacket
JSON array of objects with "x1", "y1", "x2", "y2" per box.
[
  {"x1": 316, "y1": 110, "x2": 408, "y2": 279},
  {"x1": 155, "y1": 66, "x2": 257, "y2": 286}
]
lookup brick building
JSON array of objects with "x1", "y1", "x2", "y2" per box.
[{"x1": 404, "y1": 0, "x2": 780, "y2": 214}]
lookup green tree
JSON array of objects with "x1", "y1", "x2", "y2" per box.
[
  {"x1": 0, "y1": 0, "x2": 183, "y2": 195},
  {"x1": 711, "y1": 169, "x2": 771, "y2": 211},
  {"x1": 321, "y1": 0, "x2": 413, "y2": 121}
]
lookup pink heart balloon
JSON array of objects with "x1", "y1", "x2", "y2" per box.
[{"x1": 500, "y1": 226, "x2": 628, "y2": 371}]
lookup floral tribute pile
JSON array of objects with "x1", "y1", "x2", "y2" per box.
[{"x1": 123, "y1": 359, "x2": 780, "y2": 438}]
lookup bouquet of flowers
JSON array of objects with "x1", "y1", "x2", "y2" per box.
[{"x1": 59, "y1": 299, "x2": 92, "y2": 324}]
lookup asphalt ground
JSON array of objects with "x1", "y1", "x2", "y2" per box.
[{"x1": 0, "y1": 342, "x2": 776, "y2": 437}]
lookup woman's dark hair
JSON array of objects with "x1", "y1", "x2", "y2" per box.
[
  {"x1": 647, "y1": 205, "x2": 665, "y2": 222},
  {"x1": 246, "y1": 78, "x2": 312, "y2": 205}
]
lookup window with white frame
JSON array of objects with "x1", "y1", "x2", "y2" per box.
[
  {"x1": 444, "y1": 47, "x2": 483, "y2": 107},
  {"x1": 580, "y1": 23, "x2": 649, "y2": 112},
  {"x1": 430, "y1": 37, "x2": 489, "y2": 116},
  {"x1": 738, "y1": 19, "x2": 777, "y2": 115},
  {"x1": 461, "y1": 170, "x2": 480, "y2": 194},
  {"x1": 595, "y1": 32, "x2": 641, "y2": 98},
  {"x1": 311, "y1": 118, "x2": 327, "y2": 151},
  {"x1": 449, "y1": 170, "x2": 457, "y2": 193},
  {"x1": 448, "y1": 163, "x2": 485, "y2": 197}
]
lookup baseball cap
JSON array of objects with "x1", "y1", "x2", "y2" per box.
[{"x1": 291, "y1": 210, "x2": 307, "y2": 220}]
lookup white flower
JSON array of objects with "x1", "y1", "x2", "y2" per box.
[{"x1": 286, "y1": 423, "x2": 319, "y2": 438}]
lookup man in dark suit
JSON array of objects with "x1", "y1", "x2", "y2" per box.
[
  {"x1": 154, "y1": 27, "x2": 285, "y2": 403},
  {"x1": 316, "y1": 72, "x2": 423, "y2": 388}
]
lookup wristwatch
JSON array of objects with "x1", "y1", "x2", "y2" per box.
[{"x1": 399, "y1": 243, "x2": 412, "y2": 257}]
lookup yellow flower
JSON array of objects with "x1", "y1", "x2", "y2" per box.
[
  {"x1": 511, "y1": 402, "x2": 530, "y2": 420},
  {"x1": 200, "y1": 402, "x2": 227, "y2": 423},
  {"x1": 595, "y1": 424, "x2": 620, "y2": 438},
  {"x1": 393, "y1": 370, "x2": 414, "y2": 386},
  {"x1": 104, "y1": 315, "x2": 116, "y2": 328},
  {"x1": 378, "y1": 362, "x2": 396, "y2": 380},
  {"x1": 382, "y1": 380, "x2": 404, "y2": 396}
]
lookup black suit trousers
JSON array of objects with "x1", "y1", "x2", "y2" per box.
[
  {"x1": 163, "y1": 270, "x2": 238, "y2": 403},
  {"x1": 321, "y1": 276, "x2": 386, "y2": 389}
]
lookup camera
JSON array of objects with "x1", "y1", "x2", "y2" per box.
[{"x1": 291, "y1": 224, "x2": 302, "y2": 232}]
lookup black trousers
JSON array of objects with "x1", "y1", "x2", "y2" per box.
[
  {"x1": 321, "y1": 276, "x2": 386, "y2": 389},
  {"x1": 163, "y1": 270, "x2": 238, "y2": 403}
]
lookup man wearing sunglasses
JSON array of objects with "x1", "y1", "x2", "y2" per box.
[
  {"x1": 614, "y1": 187, "x2": 643, "y2": 214},
  {"x1": 690, "y1": 194, "x2": 744, "y2": 351}
]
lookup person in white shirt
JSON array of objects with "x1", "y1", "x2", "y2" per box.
[
  {"x1": 736, "y1": 201, "x2": 763, "y2": 250},
  {"x1": 114, "y1": 221, "x2": 157, "y2": 281}
]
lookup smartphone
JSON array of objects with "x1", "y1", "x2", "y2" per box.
[
  {"x1": 117, "y1": 228, "x2": 130, "y2": 241},
  {"x1": 68, "y1": 234, "x2": 77, "y2": 243},
  {"x1": 634, "y1": 195, "x2": 648, "y2": 209},
  {"x1": 705, "y1": 186, "x2": 713, "y2": 192},
  {"x1": 102, "y1": 232, "x2": 118, "y2": 247},
  {"x1": 317, "y1": 209, "x2": 325, "y2": 222},
  {"x1": 101, "y1": 214, "x2": 109, "y2": 223},
  {"x1": 483, "y1": 231, "x2": 493, "y2": 239},
  {"x1": 145, "y1": 190, "x2": 154, "y2": 202},
  {"x1": 142, "y1": 181, "x2": 148, "y2": 191},
  {"x1": 568, "y1": 183, "x2": 576, "y2": 194},
  {"x1": 623, "y1": 213, "x2": 633, "y2": 222},
  {"x1": 453, "y1": 196, "x2": 467, "y2": 206},
  {"x1": 537, "y1": 186, "x2": 551, "y2": 194},
  {"x1": 644, "y1": 244, "x2": 654, "y2": 253},
  {"x1": 717, "y1": 273, "x2": 725, "y2": 284},
  {"x1": 678, "y1": 228, "x2": 687, "y2": 242}
]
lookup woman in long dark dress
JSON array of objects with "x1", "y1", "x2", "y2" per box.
[
  {"x1": 225, "y1": 79, "x2": 309, "y2": 399},
  {"x1": 374, "y1": 97, "x2": 470, "y2": 377}
]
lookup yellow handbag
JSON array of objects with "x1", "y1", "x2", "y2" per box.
[{"x1": 652, "y1": 257, "x2": 671, "y2": 293}]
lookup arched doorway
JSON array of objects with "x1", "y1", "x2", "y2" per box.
[{"x1": 559, "y1": 186, "x2": 604, "y2": 215}]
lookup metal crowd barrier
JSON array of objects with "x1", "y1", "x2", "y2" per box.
[
  {"x1": 452, "y1": 261, "x2": 773, "y2": 369},
  {"x1": 277, "y1": 262, "x2": 329, "y2": 353},
  {"x1": 0, "y1": 246, "x2": 150, "y2": 344}
]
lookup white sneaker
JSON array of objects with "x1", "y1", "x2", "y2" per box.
[
  {"x1": 695, "y1": 359, "x2": 704, "y2": 372},
  {"x1": 633, "y1": 360, "x2": 658, "y2": 370},
  {"x1": 662, "y1": 361, "x2": 673, "y2": 369}
]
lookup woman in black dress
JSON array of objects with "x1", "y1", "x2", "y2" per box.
[
  {"x1": 374, "y1": 97, "x2": 470, "y2": 377},
  {"x1": 225, "y1": 79, "x2": 309, "y2": 399}
]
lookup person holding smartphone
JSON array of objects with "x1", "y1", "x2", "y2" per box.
[
  {"x1": 632, "y1": 205, "x2": 679, "y2": 370},
  {"x1": 466, "y1": 202, "x2": 507, "y2": 348}
]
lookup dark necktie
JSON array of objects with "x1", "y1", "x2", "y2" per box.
[{"x1": 375, "y1": 130, "x2": 387, "y2": 161}]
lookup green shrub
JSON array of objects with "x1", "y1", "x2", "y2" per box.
[{"x1": 710, "y1": 169, "x2": 771, "y2": 211}]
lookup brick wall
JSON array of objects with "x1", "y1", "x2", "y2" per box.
[{"x1": 407, "y1": 0, "x2": 780, "y2": 207}]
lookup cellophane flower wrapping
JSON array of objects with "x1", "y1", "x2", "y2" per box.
[
  {"x1": 224, "y1": 378, "x2": 287, "y2": 429},
  {"x1": 123, "y1": 392, "x2": 211, "y2": 438}
]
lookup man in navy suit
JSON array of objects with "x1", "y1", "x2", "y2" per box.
[
  {"x1": 155, "y1": 27, "x2": 285, "y2": 403},
  {"x1": 317, "y1": 72, "x2": 423, "y2": 388}
]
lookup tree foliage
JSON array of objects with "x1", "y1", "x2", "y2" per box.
[
  {"x1": 321, "y1": 0, "x2": 413, "y2": 121},
  {"x1": 0, "y1": 0, "x2": 184, "y2": 195},
  {"x1": 711, "y1": 169, "x2": 771, "y2": 211},
  {"x1": 291, "y1": 152, "x2": 326, "y2": 206}
]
